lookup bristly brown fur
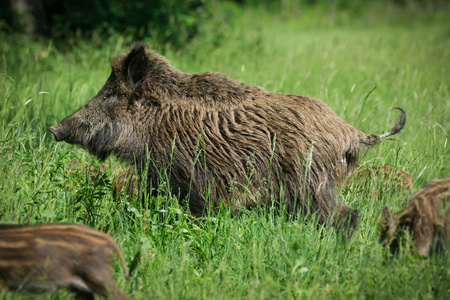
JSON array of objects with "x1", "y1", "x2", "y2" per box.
[
  {"x1": 48, "y1": 43, "x2": 406, "y2": 234},
  {"x1": 0, "y1": 223, "x2": 131, "y2": 299},
  {"x1": 380, "y1": 178, "x2": 450, "y2": 256}
]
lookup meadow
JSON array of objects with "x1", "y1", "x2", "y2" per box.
[{"x1": 0, "y1": 5, "x2": 449, "y2": 299}]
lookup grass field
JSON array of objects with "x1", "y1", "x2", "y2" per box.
[{"x1": 1, "y1": 5, "x2": 449, "y2": 300}]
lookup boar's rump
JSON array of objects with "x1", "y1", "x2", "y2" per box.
[{"x1": 48, "y1": 43, "x2": 406, "y2": 234}]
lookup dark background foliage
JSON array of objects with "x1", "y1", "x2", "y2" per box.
[
  {"x1": 1, "y1": 0, "x2": 448, "y2": 51},
  {"x1": 1, "y1": 0, "x2": 208, "y2": 50}
]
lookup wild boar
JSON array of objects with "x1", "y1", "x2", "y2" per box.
[
  {"x1": 380, "y1": 178, "x2": 450, "y2": 256},
  {"x1": 0, "y1": 223, "x2": 131, "y2": 299},
  {"x1": 48, "y1": 43, "x2": 406, "y2": 233}
]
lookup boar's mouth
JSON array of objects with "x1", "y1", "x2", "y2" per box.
[
  {"x1": 47, "y1": 124, "x2": 80, "y2": 144},
  {"x1": 85, "y1": 125, "x2": 119, "y2": 161},
  {"x1": 48, "y1": 123, "x2": 116, "y2": 161}
]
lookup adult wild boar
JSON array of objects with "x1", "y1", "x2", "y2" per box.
[{"x1": 48, "y1": 43, "x2": 405, "y2": 233}]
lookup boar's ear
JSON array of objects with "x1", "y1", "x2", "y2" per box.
[
  {"x1": 130, "y1": 42, "x2": 149, "y2": 51},
  {"x1": 125, "y1": 44, "x2": 150, "y2": 85}
]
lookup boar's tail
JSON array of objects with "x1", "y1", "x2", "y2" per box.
[
  {"x1": 361, "y1": 107, "x2": 406, "y2": 145},
  {"x1": 112, "y1": 241, "x2": 130, "y2": 280}
]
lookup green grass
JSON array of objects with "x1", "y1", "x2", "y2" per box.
[{"x1": 1, "y1": 6, "x2": 449, "y2": 300}]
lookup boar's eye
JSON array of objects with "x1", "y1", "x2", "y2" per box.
[{"x1": 102, "y1": 92, "x2": 113, "y2": 101}]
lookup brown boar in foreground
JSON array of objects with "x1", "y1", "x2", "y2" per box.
[
  {"x1": 380, "y1": 178, "x2": 450, "y2": 256},
  {"x1": 48, "y1": 43, "x2": 406, "y2": 234},
  {"x1": 0, "y1": 223, "x2": 131, "y2": 299}
]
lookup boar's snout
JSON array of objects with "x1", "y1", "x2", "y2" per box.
[
  {"x1": 48, "y1": 125, "x2": 63, "y2": 141},
  {"x1": 48, "y1": 114, "x2": 82, "y2": 144}
]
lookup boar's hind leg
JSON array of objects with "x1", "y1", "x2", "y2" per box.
[
  {"x1": 317, "y1": 187, "x2": 360, "y2": 237},
  {"x1": 324, "y1": 201, "x2": 359, "y2": 236},
  {"x1": 81, "y1": 272, "x2": 130, "y2": 300},
  {"x1": 336, "y1": 208, "x2": 360, "y2": 238}
]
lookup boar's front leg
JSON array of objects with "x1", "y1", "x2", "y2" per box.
[{"x1": 170, "y1": 178, "x2": 208, "y2": 217}]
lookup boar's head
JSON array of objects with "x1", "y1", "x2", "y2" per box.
[{"x1": 48, "y1": 43, "x2": 164, "y2": 160}]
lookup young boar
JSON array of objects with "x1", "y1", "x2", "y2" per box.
[
  {"x1": 380, "y1": 178, "x2": 450, "y2": 256},
  {"x1": 112, "y1": 168, "x2": 139, "y2": 200},
  {"x1": 0, "y1": 223, "x2": 131, "y2": 299},
  {"x1": 64, "y1": 159, "x2": 139, "y2": 200},
  {"x1": 344, "y1": 164, "x2": 412, "y2": 198},
  {"x1": 48, "y1": 43, "x2": 405, "y2": 233}
]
